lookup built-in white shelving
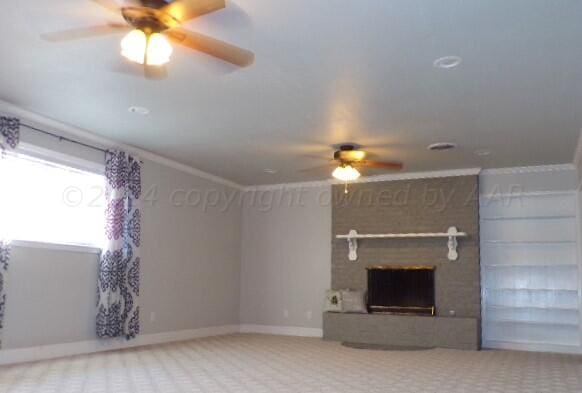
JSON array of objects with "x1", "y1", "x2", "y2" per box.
[{"x1": 480, "y1": 191, "x2": 581, "y2": 353}]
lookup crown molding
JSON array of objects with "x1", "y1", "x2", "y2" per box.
[
  {"x1": 5, "y1": 99, "x2": 576, "y2": 191},
  {"x1": 0, "y1": 100, "x2": 243, "y2": 190},
  {"x1": 243, "y1": 167, "x2": 482, "y2": 191},
  {"x1": 246, "y1": 163, "x2": 577, "y2": 192},
  {"x1": 480, "y1": 163, "x2": 576, "y2": 176}
]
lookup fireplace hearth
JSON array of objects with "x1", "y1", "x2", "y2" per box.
[{"x1": 367, "y1": 266, "x2": 435, "y2": 316}]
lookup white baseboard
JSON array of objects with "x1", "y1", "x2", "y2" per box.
[
  {"x1": 240, "y1": 324, "x2": 323, "y2": 338},
  {"x1": 0, "y1": 325, "x2": 240, "y2": 366},
  {"x1": 0, "y1": 324, "x2": 324, "y2": 366}
]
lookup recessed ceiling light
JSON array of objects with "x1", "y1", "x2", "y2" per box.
[
  {"x1": 474, "y1": 149, "x2": 492, "y2": 157},
  {"x1": 263, "y1": 169, "x2": 278, "y2": 174},
  {"x1": 428, "y1": 142, "x2": 457, "y2": 151},
  {"x1": 128, "y1": 106, "x2": 150, "y2": 115},
  {"x1": 433, "y1": 56, "x2": 462, "y2": 69}
]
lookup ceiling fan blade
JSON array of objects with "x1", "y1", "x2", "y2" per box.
[
  {"x1": 92, "y1": 0, "x2": 122, "y2": 13},
  {"x1": 356, "y1": 160, "x2": 403, "y2": 170},
  {"x1": 300, "y1": 163, "x2": 337, "y2": 173},
  {"x1": 301, "y1": 154, "x2": 335, "y2": 161},
  {"x1": 41, "y1": 23, "x2": 131, "y2": 42},
  {"x1": 166, "y1": 29, "x2": 255, "y2": 67},
  {"x1": 161, "y1": 0, "x2": 225, "y2": 23},
  {"x1": 144, "y1": 64, "x2": 168, "y2": 80}
]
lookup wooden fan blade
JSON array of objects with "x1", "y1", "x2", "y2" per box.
[
  {"x1": 42, "y1": 23, "x2": 130, "y2": 42},
  {"x1": 161, "y1": 0, "x2": 225, "y2": 23},
  {"x1": 144, "y1": 64, "x2": 168, "y2": 80},
  {"x1": 300, "y1": 163, "x2": 337, "y2": 173},
  {"x1": 166, "y1": 29, "x2": 254, "y2": 67},
  {"x1": 92, "y1": 0, "x2": 122, "y2": 13},
  {"x1": 301, "y1": 154, "x2": 335, "y2": 161},
  {"x1": 356, "y1": 160, "x2": 403, "y2": 170}
]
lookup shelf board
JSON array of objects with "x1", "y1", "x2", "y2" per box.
[
  {"x1": 336, "y1": 227, "x2": 467, "y2": 261},
  {"x1": 336, "y1": 232, "x2": 468, "y2": 239},
  {"x1": 482, "y1": 240, "x2": 576, "y2": 245},
  {"x1": 483, "y1": 263, "x2": 578, "y2": 268},
  {"x1": 481, "y1": 215, "x2": 574, "y2": 221},
  {"x1": 486, "y1": 305, "x2": 579, "y2": 312},
  {"x1": 485, "y1": 288, "x2": 578, "y2": 293}
]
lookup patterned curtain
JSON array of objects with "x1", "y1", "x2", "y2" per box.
[
  {"x1": 0, "y1": 243, "x2": 9, "y2": 349},
  {"x1": 96, "y1": 150, "x2": 141, "y2": 340},
  {"x1": 0, "y1": 116, "x2": 20, "y2": 348},
  {"x1": 0, "y1": 116, "x2": 20, "y2": 152}
]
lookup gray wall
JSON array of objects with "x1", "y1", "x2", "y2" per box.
[
  {"x1": 240, "y1": 186, "x2": 331, "y2": 329},
  {"x1": 3, "y1": 247, "x2": 100, "y2": 348},
  {"x1": 2, "y1": 153, "x2": 242, "y2": 349}
]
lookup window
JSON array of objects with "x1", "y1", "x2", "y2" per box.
[{"x1": 0, "y1": 152, "x2": 106, "y2": 248}]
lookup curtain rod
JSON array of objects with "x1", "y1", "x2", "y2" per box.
[{"x1": 21, "y1": 123, "x2": 109, "y2": 155}]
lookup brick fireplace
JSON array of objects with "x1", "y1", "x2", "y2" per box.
[{"x1": 323, "y1": 175, "x2": 481, "y2": 350}]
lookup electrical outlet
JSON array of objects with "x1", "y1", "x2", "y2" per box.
[
  {"x1": 283, "y1": 309, "x2": 289, "y2": 319},
  {"x1": 150, "y1": 311, "x2": 156, "y2": 323},
  {"x1": 306, "y1": 310, "x2": 313, "y2": 320}
]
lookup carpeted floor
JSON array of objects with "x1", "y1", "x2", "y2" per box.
[{"x1": 1, "y1": 334, "x2": 582, "y2": 392}]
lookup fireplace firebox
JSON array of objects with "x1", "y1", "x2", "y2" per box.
[{"x1": 367, "y1": 265, "x2": 435, "y2": 316}]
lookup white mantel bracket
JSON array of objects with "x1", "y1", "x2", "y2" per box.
[{"x1": 336, "y1": 226, "x2": 468, "y2": 262}]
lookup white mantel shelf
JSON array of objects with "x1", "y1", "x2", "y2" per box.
[{"x1": 336, "y1": 227, "x2": 468, "y2": 261}]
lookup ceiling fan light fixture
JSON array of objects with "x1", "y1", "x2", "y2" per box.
[
  {"x1": 121, "y1": 29, "x2": 173, "y2": 66},
  {"x1": 121, "y1": 29, "x2": 147, "y2": 64},
  {"x1": 332, "y1": 164, "x2": 361, "y2": 182},
  {"x1": 146, "y1": 32, "x2": 173, "y2": 66}
]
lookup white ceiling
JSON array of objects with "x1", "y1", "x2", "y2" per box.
[{"x1": 1, "y1": 0, "x2": 581, "y2": 185}]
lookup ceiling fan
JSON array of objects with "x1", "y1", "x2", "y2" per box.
[
  {"x1": 302, "y1": 144, "x2": 403, "y2": 191},
  {"x1": 330, "y1": 144, "x2": 403, "y2": 180},
  {"x1": 43, "y1": 0, "x2": 255, "y2": 78}
]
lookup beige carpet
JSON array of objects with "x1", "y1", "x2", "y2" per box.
[{"x1": 1, "y1": 334, "x2": 582, "y2": 392}]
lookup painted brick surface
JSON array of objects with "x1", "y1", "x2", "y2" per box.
[
  {"x1": 328, "y1": 175, "x2": 481, "y2": 348},
  {"x1": 323, "y1": 312, "x2": 480, "y2": 350}
]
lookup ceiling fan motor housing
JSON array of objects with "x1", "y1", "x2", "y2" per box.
[
  {"x1": 140, "y1": 0, "x2": 172, "y2": 8},
  {"x1": 334, "y1": 145, "x2": 355, "y2": 160},
  {"x1": 334, "y1": 145, "x2": 367, "y2": 163},
  {"x1": 122, "y1": 6, "x2": 179, "y2": 32}
]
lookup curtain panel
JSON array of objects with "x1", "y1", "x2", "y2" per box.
[
  {"x1": 0, "y1": 242, "x2": 9, "y2": 349},
  {"x1": 0, "y1": 116, "x2": 20, "y2": 152},
  {"x1": 0, "y1": 116, "x2": 20, "y2": 348},
  {"x1": 97, "y1": 150, "x2": 141, "y2": 340}
]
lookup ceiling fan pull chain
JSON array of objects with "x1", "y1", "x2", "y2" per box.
[
  {"x1": 344, "y1": 181, "x2": 349, "y2": 194},
  {"x1": 143, "y1": 33, "x2": 150, "y2": 65}
]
